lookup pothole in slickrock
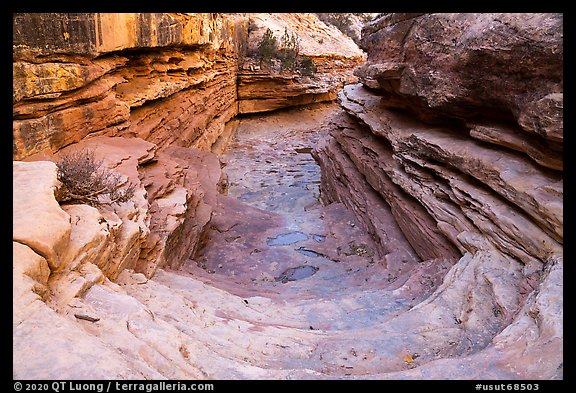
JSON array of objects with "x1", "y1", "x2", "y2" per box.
[
  {"x1": 295, "y1": 247, "x2": 321, "y2": 257},
  {"x1": 266, "y1": 231, "x2": 308, "y2": 246},
  {"x1": 275, "y1": 265, "x2": 319, "y2": 283}
]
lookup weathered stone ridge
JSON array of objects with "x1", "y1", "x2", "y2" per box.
[
  {"x1": 356, "y1": 13, "x2": 563, "y2": 170},
  {"x1": 13, "y1": 13, "x2": 248, "y2": 161},
  {"x1": 318, "y1": 85, "x2": 562, "y2": 263},
  {"x1": 13, "y1": 13, "x2": 365, "y2": 160},
  {"x1": 312, "y1": 13, "x2": 562, "y2": 379},
  {"x1": 333, "y1": 12, "x2": 564, "y2": 254}
]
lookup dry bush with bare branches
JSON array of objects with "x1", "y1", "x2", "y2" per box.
[{"x1": 55, "y1": 148, "x2": 136, "y2": 207}]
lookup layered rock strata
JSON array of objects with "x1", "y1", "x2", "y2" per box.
[
  {"x1": 13, "y1": 13, "x2": 369, "y2": 379},
  {"x1": 13, "y1": 12, "x2": 563, "y2": 380},
  {"x1": 313, "y1": 13, "x2": 563, "y2": 378},
  {"x1": 13, "y1": 13, "x2": 248, "y2": 160},
  {"x1": 13, "y1": 13, "x2": 365, "y2": 160},
  {"x1": 237, "y1": 13, "x2": 366, "y2": 114}
]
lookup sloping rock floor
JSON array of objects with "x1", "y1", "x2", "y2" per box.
[
  {"x1": 14, "y1": 103, "x2": 561, "y2": 380},
  {"x1": 128, "y1": 103, "x2": 459, "y2": 378}
]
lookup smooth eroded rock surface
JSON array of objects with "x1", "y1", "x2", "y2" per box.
[
  {"x1": 311, "y1": 13, "x2": 562, "y2": 379},
  {"x1": 13, "y1": 161, "x2": 71, "y2": 270}
]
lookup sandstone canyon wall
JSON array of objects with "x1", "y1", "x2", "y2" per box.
[
  {"x1": 13, "y1": 13, "x2": 251, "y2": 159},
  {"x1": 13, "y1": 12, "x2": 363, "y2": 280},
  {"x1": 13, "y1": 13, "x2": 368, "y2": 379},
  {"x1": 313, "y1": 12, "x2": 563, "y2": 378},
  {"x1": 13, "y1": 13, "x2": 364, "y2": 160},
  {"x1": 237, "y1": 13, "x2": 365, "y2": 114}
]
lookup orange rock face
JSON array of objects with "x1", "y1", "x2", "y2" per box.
[
  {"x1": 13, "y1": 13, "x2": 364, "y2": 160},
  {"x1": 13, "y1": 13, "x2": 249, "y2": 160},
  {"x1": 237, "y1": 13, "x2": 365, "y2": 114}
]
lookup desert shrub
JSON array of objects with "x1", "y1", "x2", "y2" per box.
[
  {"x1": 257, "y1": 28, "x2": 278, "y2": 68},
  {"x1": 315, "y1": 13, "x2": 360, "y2": 44},
  {"x1": 255, "y1": 27, "x2": 315, "y2": 76},
  {"x1": 297, "y1": 56, "x2": 316, "y2": 76},
  {"x1": 278, "y1": 28, "x2": 300, "y2": 72},
  {"x1": 316, "y1": 13, "x2": 354, "y2": 35},
  {"x1": 55, "y1": 148, "x2": 136, "y2": 207}
]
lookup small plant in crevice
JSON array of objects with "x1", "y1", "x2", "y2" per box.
[
  {"x1": 298, "y1": 56, "x2": 317, "y2": 76},
  {"x1": 278, "y1": 27, "x2": 301, "y2": 72},
  {"x1": 255, "y1": 27, "x2": 316, "y2": 76},
  {"x1": 257, "y1": 27, "x2": 278, "y2": 68},
  {"x1": 55, "y1": 148, "x2": 136, "y2": 207}
]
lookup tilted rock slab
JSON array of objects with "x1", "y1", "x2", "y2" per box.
[
  {"x1": 356, "y1": 13, "x2": 563, "y2": 170},
  {"x1": 313, "y1": 13, "x2": 562, "y2": 378}
]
